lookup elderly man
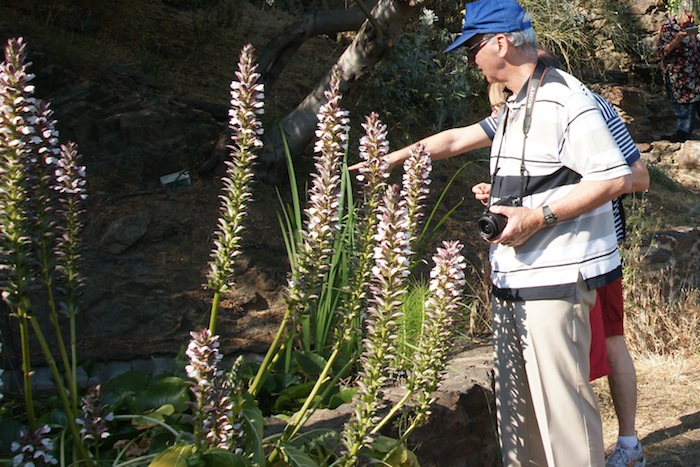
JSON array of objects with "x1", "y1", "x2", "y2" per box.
[{"x1": 444, "y1": 0, "x2": 633, "y2": 465}]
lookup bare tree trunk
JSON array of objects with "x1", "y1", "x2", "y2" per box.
[
  {"x1": 257, "y1": 2, "x2": 378, "y2": 91},
  {"x1": 258, "y1": 0, "x2": 431, "y2": 183}
]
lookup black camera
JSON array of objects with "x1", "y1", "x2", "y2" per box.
[{"x1": 477, "y1": 197, "x2": 518, "y2": 240}]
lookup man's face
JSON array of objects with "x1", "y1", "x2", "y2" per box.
[
  {"x1": 681, "y1": 9, "x2": 694, "y2": 27},
  {"x1": 465, "y1": 34, "x2": 498, "y2": 82},
  {"x1": 464, "y1": 34, "x2": 489, "y2": 66}
]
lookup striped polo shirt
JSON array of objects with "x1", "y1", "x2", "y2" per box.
[
  {"x1": 480, "y1": 93, "x2": 641, "y2": 243},
  {"x1": 482, "y1": 66, "x2": 632, "y2": 301},
  {"x1": 590, "y1": 93, "x2": 640, "y2": 242}
]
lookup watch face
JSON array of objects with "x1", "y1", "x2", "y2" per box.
[{"x1": 543, "y1": 206, "x2": 556, "y2": 225}]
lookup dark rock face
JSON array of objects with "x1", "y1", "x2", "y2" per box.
[{"x1": 404, "y1": 347, "x2": 500, "y2": 467}]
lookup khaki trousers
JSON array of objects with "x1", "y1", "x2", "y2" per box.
[{"x1": 492, "y1": 276, "x2": 605, "y2": 466}]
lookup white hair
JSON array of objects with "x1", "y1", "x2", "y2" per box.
[
  {"x1": 680, "y1": 0, "x2": 695, "y2": 14},
  {"x1": 485, "y1": 13, "x2": 537, "y2": 50}
]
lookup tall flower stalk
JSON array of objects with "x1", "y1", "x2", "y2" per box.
[
  {"x1": 0, "y1": 36, "x2": 37, "y2": 427},
  {"x1": 400, "y1": 143, "x2": 432, "y2": 248},
  {"x1": 206, "y1": 43, "x2": 262, "y2": 334},
  {"x1": 53, "y1": 141, "x2": 87, "y2": 413},
  {"x1": 288, "y1": 64, "x2": 347, "y2": 349},
  {"x1": 371, "y1": 241, "x2": 467, "y2": 444},
  {"x1": 24, "y1": 100, "x2": 77, "y2": 406},
  {"x1": 185, "y1": 329, "x2": 232, "y2": 451},
  {"x1": 250, "y1": 65, "x2": 347, "y2": 397},
  {"x1": 184, "y1": 329, "x2": 248, "y2": 455},
  {"x1": 0, "y1": 37, "x2": 91, "y2": 465},
  {"x1": 272, "y1": 111, "x2": 390, "y2": 450},
  {"x1": 340, "y1": 112, "x2": 390, "y2": 342},
  {"x1": 76, "y1": 385, "x2": 114, "y2": 459},
  {"x1": 11, "y1": 425, "x2": 59, "y2": 466},
  {"x1": 340, "y1": 183, "x2": 411, "y2": 465}
]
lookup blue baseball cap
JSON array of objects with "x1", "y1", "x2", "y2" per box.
[{"x1": 444, "y1": 0, "x2": 532, "y2": 53}]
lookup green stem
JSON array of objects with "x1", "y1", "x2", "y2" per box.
[
  {"x1": 17, "y1": 311, "x2": 36, "y2": 429},
  {"x1": 209, "y1": 290, "x2": 221, "y2": 334},
  {"x1": 70, "y1": 304, "x2": 78, "y2": 415},
  {"x1": 42, "y1": 263, "x2": 75, "y2": 406},
  {"x1": 283, "y1": 347, "x2": 338, "y2": 441},
  {"x1": 27, "y1": 316, "x2": 93, "y2": 466},
  {"x1": 369, "y1": 389, "x2": 413, "y2": 436},
  {"x1": 248, "y1": 304, "x2": 293, "y2": 397},
  {"x1": 268, "y1": 347, "x2": 354, "y2": 465}
]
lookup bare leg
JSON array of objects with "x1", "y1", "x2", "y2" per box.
[{"x1": 606, "y1": 335, "x2": 637, "y2": 436}]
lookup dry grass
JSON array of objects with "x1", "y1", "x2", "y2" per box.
[
  {"x1": 594, "y1": 354, "x2": 700, "y2": 463},
  {"x1": 595, "y1": 190, "x2": 700, "y2": 465},
  {"x1": 621, "y1": 194, "x2": 700, "y2": 358},
  {"x1": 625, "y1": 280, "x2": 700, "y2": 357}
]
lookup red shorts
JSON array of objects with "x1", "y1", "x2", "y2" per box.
[{"x1": 589, "y1": 277, "x2": 625, "y2": 381}]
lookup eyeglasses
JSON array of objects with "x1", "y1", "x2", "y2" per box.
[{"x1": 465, "y1": 35, "x2": 493, "y2": 60}]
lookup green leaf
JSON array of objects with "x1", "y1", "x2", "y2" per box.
[
  {"x1": 241, "y1": 394, "x2": 265, "y2": 465},
  {"x1": 327, "y1": 387, "x2": 356, "y2": 409},
  {"x1": 278, "y1": 381, "x2": 316, "y2": 400},
  {"x1": 149, "y1": 443, "x2": 195, "y2": 467},
  {"x1": 132, "y1": 376, "x2": 190, "y2": 412},
  {"x1": 265, "y1": 372, "x2": 301, "y2": 393},
  {"x1": 272, "y1": 394, "x2": 298, "y2": 413},
  {"x1": 201, "y1": 449, "x2": 252, "y2": 466},
  {"x1": 288, "y1": 428, "x2": 339, "y2": 452},
  {"x1": 383, "y1": 446, "x2": 419, "y2": 467},
  {"x1": 280, "y1": 445, "x2": 318, "y2": 467},
  {"x1": 294, "y1": 350, "x2": 328, "y2": 377},
  {"x1": 104, "y1": 370, "x2": 151, "y2": 393},
  {"x1": 364, "y1": 435, "x2": 419, "y2": 467},
  {"x1": 132, "y1": 404, "x2": 176, "y2": 430}
]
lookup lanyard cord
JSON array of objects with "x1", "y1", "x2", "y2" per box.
[{"x1": 489, "y1": 60, "x2": 548, "y2": 207}]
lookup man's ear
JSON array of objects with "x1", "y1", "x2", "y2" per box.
[{"x1": 495, "y1": 34, "x2": 509, "y2": 57}]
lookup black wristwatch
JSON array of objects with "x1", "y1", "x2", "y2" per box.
[{"x1": 543, "y1": 205, "x2": 557, "y2": 226}]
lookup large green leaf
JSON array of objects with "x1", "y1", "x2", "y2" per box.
[
  {"x1": 102, "y1": 370, "x2": 151, "y2": 406},
  {"x1": 131, "y1": 376, "x2": 190, "y2": 412},
  {"x1": 149, "y1": 443, "x2": 195, "y2": 467},
  {"x1": 278, "y1": 381, "x2": 316, "y2": 400},
  {"x1": 294, "y1": 351, "x2": 328, "y2": 377},
  {"x1": 289, "y1": 428, "x2": 339, "y2": 457},
  {"x1": 365, "y1": 435, "x2": 419, "y2": 467},
  {"x1": 327, "y1": 387, "x2": 356, "y2": 409},
  {"x1": 131, "y1": 404, "x2": 176, "y2": 430},
  {"x1": 272, "y1": 381, "x2": 317, "y2": 413},
  {"x1": 241, "y1": 393, "x2": 265, "y2": 465},
  {"x1": 280, "y1": 445, "x2": 318, "y2": 467},
  {"x1": 201, "y1": 449, "x2": 252, "y2": 466},
  {"x1": 264, "y1": 372, "x2": 302, "y2": 394}
]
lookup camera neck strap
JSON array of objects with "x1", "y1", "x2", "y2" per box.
[{"x1": 490, "y1": 59, "x2": 548, "y2": 207}]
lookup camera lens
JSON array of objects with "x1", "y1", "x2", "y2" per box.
[{"x1": 478, "y1": 212, "x2": 507, "y2": 240}]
